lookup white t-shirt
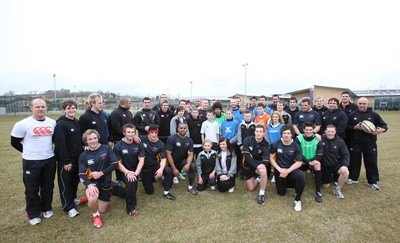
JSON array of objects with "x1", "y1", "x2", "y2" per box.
[
  {"x1": 11, "y1": 116, "x2": 56, "y2": 160},
  {"x1": 220, "y1": 151, "x2": 227, "y2": 174},
  {"x1": 200, "y1": 120, "x2": 219, "y2": 143}
]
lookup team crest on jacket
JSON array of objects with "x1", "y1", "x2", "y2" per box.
[
  {"x1": 143, "y1": 143, "x2": 148, "y2": 148},
  {"x1": 288, "y1": 150, "x2": 295, "y2": 155},
  {"x1": 176, "y1": 142, "x2": 181, "y2": 147},
  {"x1": 122, "y1": 149, "x2": 129, "y2": 154},
  {"x1": 87, "y1": 159, "x2": 94, "y2": 165},
  {"x1": 101, "y1": 153, "x2": 107, "y2": 160}
]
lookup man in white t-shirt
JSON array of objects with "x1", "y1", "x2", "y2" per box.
[{"x1": 11, "y1": 98, "x2": 57, "y2": 226}]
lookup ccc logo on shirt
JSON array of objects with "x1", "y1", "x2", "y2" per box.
[{"x1": 33, "y1": 126, "x2": 53, "y2": 135}]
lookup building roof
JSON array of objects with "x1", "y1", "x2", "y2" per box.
[{"x1": 287, "y1": 85, "x2": 356, "y2": 97}]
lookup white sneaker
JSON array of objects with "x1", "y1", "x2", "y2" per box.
[
  {"x1": 178, "y1": 174, "x2": 186, "y2": 180},
  {"x1": 228, "y1": 187, "x2": 235, "y2": 193},
  {"x1": 334, "y1": 188, "x2": 345, "y2": 199},
  {"x1": 346, "y1": 179, "x2": 359, "y2": 185},
  {"x1": 369, "y1": 183, "x2": 380, "y2": 190},
  {"x1": 256, "y1": 176, "x2": 260, "y2": 184},
  {"x1": 210, "y1": 186, "x2": 216, "y2": 190},
  {"x1": 294, "y1": 200, "x2": 302, "y2": 212},
  {"x1": 271, "y1": 176, "x2": 275, "y2": 183},
  {"x1": 43, "y1": 210, "x2": 54, "y2": 219},
  {"x1": 68, "y1": 208, "x2": 79, "y2": 218},
  {"x1": 29, "y1": 217, "x2": 41, "y2": 225},
  {"x1": 173, "y1": 177, "x2": 179, "y2": 184}
]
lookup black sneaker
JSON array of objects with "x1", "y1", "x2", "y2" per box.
[
  {"x1": 188, "y1": 188, "x2": 198, "y2": 196},
  {"x1": 257, "y1": 194, "x2": 265, "y2": 204},
  {"x1": 164, "y1": 192, "x2": 176, "y2": 200},
  {"x1": 315, "y1": 192, "x2": 323, "y2": 203}
]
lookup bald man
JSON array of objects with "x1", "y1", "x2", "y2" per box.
[
  {"x1": 11, "y1": 99, "x2": 57, "y2": 225},
  {"x1": 346, "y1": 97, "x2": 388, "y2": 190}
]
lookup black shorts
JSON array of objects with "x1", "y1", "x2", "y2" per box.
[
  {"x1": 321, "y1": 164, "x2": 343, "y2": 184},
  {"x1": 92, "y1": 183, "x2": 112, "y2": 202},
  {"x1": 243, "y1": 167, "x2": 257, "y2": 180}
]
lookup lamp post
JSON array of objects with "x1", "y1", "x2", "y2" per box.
[
  {"x1": 73, "y1": 85, "x2": 76, "y2": 100},
  {"x1": 53, "y1": 74, "x2": 57, "y2": 104},
  {"x1": 190, "y1": 81, "x2": 193, "y2": 100},
  {"x1": 242, "y1": 63, "x2": 248, "y2": 103}
]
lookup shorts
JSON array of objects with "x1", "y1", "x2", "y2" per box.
[
  {"x1": 91, "y1": 183, "x2": 112, "y2": 202},
  {"x1": 321, "y1": 164, "x2": 343, "y2": 184},
  {"x1": 243, "y1": 167, "x2": 257, "y2": 180}
]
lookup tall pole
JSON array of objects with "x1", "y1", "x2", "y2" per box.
[
  {"x1": 242, "y1": 63, "x2": 248, "y2": 103},
  {"x1": 190, "y1": 81, "x2": 193, "y2": 100},
  {"x1": 53, "y1": 74, "x2": 57, "y2": 104},
  {"x1": 73, "y1": 85, "x2": 76, "y2": 100}
]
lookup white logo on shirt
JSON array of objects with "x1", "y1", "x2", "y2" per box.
[
  {"x1": 122, "y1": 149, "x2": 129, "y2": 154},
  {"x1": 88, "y1": 159, "x2": 94, "y2": 165}
]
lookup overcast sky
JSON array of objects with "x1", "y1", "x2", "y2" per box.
[{"x1": 1, "y1": 0, "x2": 399, "y2": 99}]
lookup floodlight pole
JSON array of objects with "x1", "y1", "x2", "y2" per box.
[
  {"x1": 242, "y1": 63, "x2": 248, "y2": 103},
  {"x1": 53, "y1": 74, "x2": 57, "y2": 103}
]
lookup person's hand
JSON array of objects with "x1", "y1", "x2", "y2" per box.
[
  {"x1": 91, "y1": 171, "x2": 103, "y2": 179},
  {"x1": 279, "y1": 169, "x2": 289, "y2": 178},
  {"x1": 198, "y1": 176, "x2": 203, "y2": 185},
  {"x1": 372, "y1": 127, "x2": 385, "y2": 135},
  {"x1": 182, "y1": 163, "x2": 190, "y2": 172},
  {"x1": 209, "y1": 172, "x2": 215, "y2": 179},
  {"x1": 154, "y1": 168, "x2": 163, "y2": 179},
  {"x1": 220, "y1": 175, "x2": 229, "y2": 181},
  {"x1": 86, "y1": 184, "x2": 99, "y2": 197},
  {"x1": 64, "y1": 163, "x2": 72, "y2": 172},
  {"x1": 172, "y1": 168, "x2": 180, "y2": 177},
  {"x1": 125, "y1": 171, "x2": 137, "y2": 182},
  {"x1": 133, "y1": 136, "x2": 141, "y2": 144}
]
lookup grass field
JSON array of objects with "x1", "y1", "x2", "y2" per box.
[{"x1": 0, "y1": 112, "x2": 399, "y2": 242}]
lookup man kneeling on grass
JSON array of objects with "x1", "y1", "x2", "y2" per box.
[
  {"x1": 79, "y1": 129, "x2": 119, "y2": 228},
  {"x1": 321, "y1": 125, "x2": 350, "y2": 199},
  {"x1": 269, "y1": 124, "x2": 305, "y2": 212}
]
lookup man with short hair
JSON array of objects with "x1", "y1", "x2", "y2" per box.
[
  {"x1": 296, "y1": 122, "x2": 323, "y2": 203},
  {"x1": 312, "y1": 95, "x2": 328, "y2": 118},
  {"x1": 321, "y1": 125, "x2": 350, "y2": 199},
  {"x1": 54, "y1": 100, "x2": 85, "y2": 218},
  {"x1": 242, "y1": 125, "x2": 270, "y2": 204},
  {"x1": 156, "y1": 100, "x2": 174, "y2": 144},
  {"x1": 255, "y1": 103, "x2": 270, "y2": 132},
  {"x1": 112, "y1": 124, "x2": 145, "y2": 216},
  {"x1": 268, "y1": 94, "x2": 280, "y2": 111},
  {"x1": 193, "y1": 98, "x2": 201, "y2": 109},
  {"x1": 108, "y1": 97, "x2": 133, "y2": 143},
  {"x1": 79, "y1": 93, "x2": 110, "y2": 145},
  {"x1": 277, "y1": 102, "x2": 292, "y2": 124},
  {"x1": 201, "y1": 110, "x2": 220, "y2": 150},
  {"x1": 133, "y1": 97, "x2": 161, "y2": 135},
  {"x1": 78, "y1": 129, "x2": 119, "y2": 228},
  {"x1": 152, "y1": 93, "x2": 175, "y2": 113},
  {"x1": 11, "y1": 98, "x2": 57, "y2": 225},
  {"x1": 285, "y1": 97, "x2": 299, "y2": 120},
  {"x1": 249, "y1": 96, "x2": 258, "y2": 111},
  {"x1": 293, "y1": 98, "x2": 322, "y2": 135},
  {"x1": 339, "y1": 91, "x2": 358, "y2": 116},
  {"x1": 187, "y1": 108, "x2": 204, "y2": 157},
  {"x1": 170, "y1": 105, "x2": 189, "y2": 136},
  {"x1": 346, "y1": 97, "x2": 388, "y2": 190},
  {"x1": 269, "y1": 124, "x2": 305, "y2": 212},
  {"x1": 321, "y1": 97, "x2": 348, "y2": 139},
  {"x1": 140, "y1": 125, "x2": 175, "y2": 200},
  {"x1": 253, "y1": 95, "x2": 272, "y2": 117},
  {"x1": 198, "y1": 99, "x2": 209, "y2": 121},
  {"x1": 166, "y1": 123, "x2": 198, "y2": 195}
]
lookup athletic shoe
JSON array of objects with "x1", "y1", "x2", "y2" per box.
[
  {"x1": 315, "y1": 192, "x2": 323, "y2": 203},
  {"x1": 369, "y1": 183, "x2": 380, "y2": 190},
  {"x1": 43, "y1": 210, "x2": 54, "y2": 219},
  {"x1": 93, "y1": 215, "x2": 102, "y2": 228},
  {"x1": 228, "y1": 187, "x2": 235, "y2": 193},
  {"x1": 271, "y1": 176, "x2": 275, "y2": 183},
  {"x1": 257, "y1": 194, "x2": 265, "y2": 204},
  {"x1": 188, "y1": 187, "x2": 198, "y2": 195},
  {"x1": 173, "y1": 177, "x2": 179, "y2": 184},
  {"x1": 210, "y1": 186, "x2": 216, "y2": 190},
  {"x1": 29, "y1": 217, "x2": 41, "y2": 225},
  {"x1": 74, "y1": 196, "x2": 88, "y2": 205},
  {"x1": 294, "y1": 200, "x2": 302, "y2": 212},
  {"x1": 333, "y1": 188, "x2": 345, "y2": 199},
  {"x1": 256, "y1": 176, "x2": 260, "y2": 184},
  {"x1": 178, "y1": 174, "x2": 186, "y2": 180},
  {"x1": 164, "y1": 192, "x2": 176, "y2": 200},
  {"x1": 346, "y1": 179, "x2": 359, "y2": 185},
  {"x1": 68, "y1": 208, "x2": 79, "y2": 218},
  {"x1": 129, "y1": 209, "x2": 139, "y2": 216}
]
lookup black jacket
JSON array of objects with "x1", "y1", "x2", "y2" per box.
[
  {"x1": 321, "y1": 135, "x2": 350, "y2": 167},
  {"x1": 54, "y1": 116, "x2": 83, "y2": 165}
]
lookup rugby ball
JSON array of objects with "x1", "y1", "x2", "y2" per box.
[{"x1": 361, "y1": 120, "x2": 376, "y2": 134}]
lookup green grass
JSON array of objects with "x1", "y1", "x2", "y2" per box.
[{"x1": 0, "y1": 112, "x2": 399, "y2": 242}]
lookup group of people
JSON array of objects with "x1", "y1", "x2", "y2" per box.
[{"x1": 10, "y1": 91, "x2": 388, "y2": 228}]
